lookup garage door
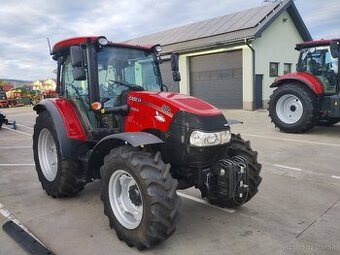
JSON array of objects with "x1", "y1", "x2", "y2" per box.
[{"x1": 190, "y1": 51, "x2": 242, "y2": 109}]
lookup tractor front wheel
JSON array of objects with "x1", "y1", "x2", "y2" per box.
[
  {"x1": 100, "y1": 145, "x2": 180, "y2": 250},
  {"x1": 33, "y1": 111, "x2": 84, "y2": 197},
  {"x1": 268, "y1": 83, "x2": 316, "y2": 133}
]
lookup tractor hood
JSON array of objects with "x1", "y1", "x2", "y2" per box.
[
  {"x1": 125, "y1": 91, "x2": 228, "y2": 133},
  {"x1": 129, "y1": 91, "x2": 222, "y2": 117}
]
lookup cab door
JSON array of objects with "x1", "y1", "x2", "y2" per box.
[{"x1": 61, "y1": 56, "x2": 97, "y2": 131}]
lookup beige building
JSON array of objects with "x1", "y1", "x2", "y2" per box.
[
  {"x1": 32, "y1": 79, "x2": 56, "y2": 91},
  {"x1": 126, "y1": 0, "x2": 311, "y2": 110}
]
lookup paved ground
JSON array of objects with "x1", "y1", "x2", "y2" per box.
[{"x1": 0, "y1": 106, "x2": 339, "y2": 255}]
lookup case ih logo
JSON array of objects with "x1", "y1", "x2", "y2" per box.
[
  {"x1": 161, "y1": 104, "x2": 171, "y2": 114},
  {"x1": 128, "y1": 96, "x2": 142, "y2": 103}
]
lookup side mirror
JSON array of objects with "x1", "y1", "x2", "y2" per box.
[
  {"x1": 330, "y1": 41, "x2": 339, "y2": 58},
  {"x1": 70, "y1": 46, "x2": 84, "y2": 67},
  {"x1": 172, "y1": 71, "x2": 181, "y2": 82},
  {"x1": 171, "y1": 53, "x2": 181, "y2": 82},
  {"x1": 72, "y1": 67, "x2": 86, "y2": 81},
  {"x1": 171, "y1": 53, "x2": 179, "y2": 71}
]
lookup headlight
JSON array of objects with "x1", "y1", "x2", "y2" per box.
[
  {"x1": 97, "y1": 36, "x2": 108, "y2": 46},
  {"x1": 189, "y1": 130, "x2": 231, "y2": 147}
]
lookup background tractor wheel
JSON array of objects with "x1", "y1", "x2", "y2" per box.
[
  {"x1": 33, "y1": 111, "x2": 84, "y2": 198},
  {"x1": 268, "y1": 83, "x2": 317, "y2": 133},
  {"x1": 100, "y1": 145, "x2": 180, "y2": 250},
  {"x1": 208, "y1": 134, "x2": 262, "y2": 208},
  {"x1": 0, "y1": 113, "x2": 5, "y2": 129}
]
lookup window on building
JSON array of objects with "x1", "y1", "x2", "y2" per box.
[
  {"x1": 269, "y1": 62, "x2": 279, "y2": 77},
  {"x1": 284, "y1": 63, "x2": 292, "y2": 74}
]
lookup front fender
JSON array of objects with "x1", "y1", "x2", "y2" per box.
[{"x1": 87, "y1": 132, "x2": 163, "y2": 179}]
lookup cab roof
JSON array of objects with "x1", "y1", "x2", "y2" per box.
[
  {"x1": 52, "y1": 36, "x2": 155, "y2": 55},
  {"x1": 295, "y1": 38, "x2": 340, "y2": 50}
]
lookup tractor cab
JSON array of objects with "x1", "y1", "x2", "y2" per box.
[
  {"x1": 296, "y1": 40, "x2": 339, "y2": 94},
  {"x1": 52, "y1": 36, "x2": 177, "y2": 140}
]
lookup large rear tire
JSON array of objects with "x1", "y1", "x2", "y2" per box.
[
  {"x1": 208, "y1": 134, "x2": 262, "y2": 208},
  {"x1": 100, "y1": 145, "x2": 180, "y2": 250},
  {"x1": 33, "y1": 111, "x2": 84, "y2": 198},
  {"x1": 268, "y1": 83, "x2": 317, "y2": 133}
]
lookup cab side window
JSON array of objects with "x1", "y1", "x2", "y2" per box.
[
  {"x1": 61, "y1": 56, "x2": 96, "y2": 129},
  {"x1": 62, "y1": 57, "x2": 89, "y2": 98}
]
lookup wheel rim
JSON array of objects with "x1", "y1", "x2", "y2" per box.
[
  {"x1": 109, "y1": 170, "x2": 143, "y2": 229},
  {"x1": 38, "y1": 128, "x2": 58, "y2": 181},
  {"x1": 276, "y1": 94, "x2": 303, "y2": 124}
]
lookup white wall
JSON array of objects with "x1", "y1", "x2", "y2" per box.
[{"x1": 253, "y1": 10, "x2": 304, "y2": 104}]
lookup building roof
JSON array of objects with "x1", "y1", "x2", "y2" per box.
[{"x1": 125, "y1": 0, "x2": 311, "y2": 53}]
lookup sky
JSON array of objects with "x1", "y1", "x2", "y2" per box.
[{"x1": 0, "y1": 0, "x2": 339, "y2": 81}]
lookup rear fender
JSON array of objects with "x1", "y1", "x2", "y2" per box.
[
  {"x1": 270, "y1": 72, "x2": 323, "y2": 95},
  {"x1": 88, "y1": 132, "x2": 163, "y2": 179},
  {"x1": 33, "y1": 99, "x2": 87, "y2": 160}
]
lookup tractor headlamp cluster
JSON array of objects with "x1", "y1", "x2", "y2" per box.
[
  {"x1": 189, "y1": 130, "x2": 231, "y2": 147},
  {"x1": 152, "y1": 44, "x2": 162, "y2": 53}
]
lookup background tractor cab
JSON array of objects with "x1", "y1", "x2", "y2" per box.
[
  {"x1": 296, "y1": 41, "x2": 338, "y2": 94},
  {"x1": 32, "y1": 36, "x2": 261, "y2": 249},
  {"x1": 269, "y1": 39, "x2": 340, "y2": 133}
]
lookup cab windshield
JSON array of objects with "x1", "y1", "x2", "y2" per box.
[
  {"x1": 97, "y1": 47, "x2": 162, "y2": 105},
  {"x1": 298, "y1": 46, "x2": 338, "y2": 94}
]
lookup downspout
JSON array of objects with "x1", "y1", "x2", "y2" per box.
[{"x1": 244, "y1": 39, "x2": 256, "y2": 110}]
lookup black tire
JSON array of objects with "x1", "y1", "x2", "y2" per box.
[
  {"x1": 316, "y1": 118, "x2": 339, "y2": 126},
  {"x1": 100, "y1": 145, "x2": 181, "y2": 250},
  {"x1": 268, "y1": 83, "x2": 317, "y2": 133},
  {"x1": 33, "y1": 111, "x2": 84, "y2": 198},
  {"x1": 208, "y1": 134, "x2": 262, "y2": 208},
  {"x1": 0, "y1": 113, "x2": 4, "y2": 129}
]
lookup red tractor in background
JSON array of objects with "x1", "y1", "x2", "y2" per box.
[
  {"x1": 33, "y1": 36, "x2": 262, "y2": 249},
  {"x1": 0, "y1": 88, "x2": 8, "y2": 108},
  {"x1": 269, "y1": 39, "x2": 340, "y2": 132}
]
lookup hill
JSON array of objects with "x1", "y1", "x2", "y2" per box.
[{"x1": 0, "y1": 79, "x2": 32, "y2": 88}]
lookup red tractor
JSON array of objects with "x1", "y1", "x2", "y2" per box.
[
  {"x1": 33, "y1": 36, "x2": 262, "y2": 249},
  {"x1": 0, "y1": 88, "x2": 8, "y2": 108},
  {"x1": 269, "y1": 39, "x2": 340, "y2": 132}
]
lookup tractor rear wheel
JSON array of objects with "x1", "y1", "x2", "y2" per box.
[
  {"x1": 208, "y1": 134, "x2": 262, "y2": 208},
  {"x1": 100, "y1": 145, "x2": 180, "y2": 250},
  {"x1": 33, "y1": 111, "x2": 84, "y2": 198},
  {"x1": 268, "y1": 83, "x2": 316, "y2": 133}
]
